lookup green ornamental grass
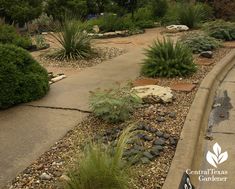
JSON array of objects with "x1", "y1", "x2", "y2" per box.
[
  {"x1": 64, "y1": 125, "x2": 136, "y2": 189},
  {"x1": 141, "y1": 38, "x2": 196, "y2": 78}
]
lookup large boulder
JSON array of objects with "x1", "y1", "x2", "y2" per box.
[
  {"x1": 133, "y1": 85, "x2": 173, "y2": 103},
  {"x1": 166, "y1": 25, "x2": 189, "y2": 33}
]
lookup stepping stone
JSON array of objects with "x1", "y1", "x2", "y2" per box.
[
  {"x1": 133, "y1": 78, "x2": 159, "y2": 87},
  {"x1": 128, "y1": 157, "x2": 139, "y2": 165},
  {"x1": 223, "y1": 42, "x2": 235, "y2": 48},
  {"x1": 196, "y1": 58, "x2": 214, "y2": 66},
  {"x1": 163, "y1": 133, "x2": 170, "y2": 139},
  {"x1": 170, "y1": 83, "x2": 196, "y2": 92},
  {"x1": 169, "y1": 137, "x2": 177, "y2": 145},
  {"x1": 169, "y1": 112, "x2": 176, "y2": 118},
  {"x1": 150, "y1": 148, "x2": 160, "y2": 156}
]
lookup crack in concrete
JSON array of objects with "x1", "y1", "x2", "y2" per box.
[
  {"x1": 212, "y1": 131, "x2": 235, "y2": 135},
  {"x1": 23, "y1": 105, "x2": 92, "y2": 113}
]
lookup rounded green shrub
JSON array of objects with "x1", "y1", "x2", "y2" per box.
[
  {"x1": 180, "y1": 32, "x2": 221, "y2": 53},
  {"x1": 141, "y1": 39, "x2": 196, "y2": 78},
  {"x1": 0, "y1": 44, "x2": 49, "y2": 109},
  {"x1": 203, "y1": 20, "x2": 235, "y2": 41},
  {"x1": 0, "y1": 24, "x2": 32, "y2": 49}
]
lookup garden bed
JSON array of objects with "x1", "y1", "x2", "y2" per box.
[{"x1": 5, "y1": 45, "x2": 234, "y2": 189}]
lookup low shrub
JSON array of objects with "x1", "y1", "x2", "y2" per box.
[
  {"x1": 63, "y1": 125, "x2": 135, "y2": 189},
  {"x1": 141, "y1": 39, "x2": 196, "y2": 78},
  {"x1": 31, "y1": 13, "x2": 54, "y2": 32},
  {"x1": 0, "y1": 24, "x2": 32, "y2": 49},
  {"x1": 0, "y1": 44, "x2": 49, "y2": 109},
  {"x1": 49, "y1": 19, "x2": 93, "y2": 60},
  {"x1": 203, "y1": 20, "x2": 235, "y2": 41},
  {"x1": 90, "y1": 86, "x2": 142, "y2": 123},
  {"x1": 180, "y1": 32, "x2": 221, "y2": 53}
]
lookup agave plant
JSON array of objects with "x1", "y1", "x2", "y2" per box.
[
  {"x1": 64, "y1": 125, "x2": 137, "y2": 189},
  {"x1": 50, "y1": 19, "x2": 93, "y2": 60},
  {"x1": 141, "y1": 38, "x2": 196, "y2": 78}
]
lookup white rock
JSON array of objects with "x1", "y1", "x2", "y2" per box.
[
  {"x1": 40, "y1": 172, "x2": 51, "y2": 180},
  {"x1": 93, "y1": 25, "x2": 100, "y2": 33},
  {"x1": 166, "y1": 25, "x2": 189, "y2": 32},
  {"x1": 51, "y1": 75, "x2": 66, "y2": 83},
  {"x1": 59, "y1": 174, "x2": 71, "y2": 182},
  {"x1": 133, "y1": 85, "x2": 173, "y2": 103}
]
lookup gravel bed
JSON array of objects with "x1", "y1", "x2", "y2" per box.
[
  {"x1": 33, "y1": 47, "x2": 127, "y2": 69},
  {"x1": 5, "y1": 47, "x2": 233, "y2": 189}
]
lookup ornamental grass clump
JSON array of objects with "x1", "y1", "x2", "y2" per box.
[
  {"x1": 64, "y1": 125, "x2": 136, "y2": 189},
  {"x1": 141, "y1": 39, "x2": 196, "y2": 78},
  {"x1": 178, "y1": 3, "x2": 205, "y2": 28},
  {"x1": 49, "y1": 19, "x2": 93, "y2": 60},
  {"x1": 90, "y1": 86, "x2": 142, "y2": 124},
  {"x1": 180, "y1": 32, "x2": 221, "y2": 53}
]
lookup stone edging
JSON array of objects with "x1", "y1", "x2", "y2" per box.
[{"x1": 162, "y1": 49, "x2": 235, "y2": 189}]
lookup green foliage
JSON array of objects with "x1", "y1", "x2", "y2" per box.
[
  {"x1": 32, "y1": 13, "x2": 54, "y2": 32},
  {"x1": 64, "y1": 125, "x2": 135, "y2": 189},
  {"x1": 90, "y1": 86, "x2": 142, "y2": 123},
  {"x1": 0, "y1": 44, "x2": 49, "y2": 109},
  {"x1": 133, "y1": 6, "x2": 155, "y2": 29},
  {"x1": 0, "y1": 24, "x2": 32, "y2": 49},
  {"x1": 180, "y1": 32, "x2": 221, "y2": 53},
  {"x1": 34, "y1": 35, "x2": 47, "y2": 49},
  {"x1": 141, "y1": 39, "x2": 196, "y2": 78},
  {"x1": 99, "y1": 14, "x2": 135, "y2": 32},
  {"x1": 151, "y1": 0, "x2": 168, "y2": 19},
  {"x1": 161, "y1": 2, "x2": 213, "y2": 27},
  {"x1": 0, "y1": 0, "x2": 42, "y2": 25},
  {"x1": 49, "y1": 20, "x2": 93, "y2": 60},
  {"x1": 203, "y1": 20, "x2": 235, "y2": 41},
  {"x1": 178, "y1": 3, "x2": 205, "y2": 28},
  {"x1": 45, "y1": 0, "x2": 88, "y2": 21}
]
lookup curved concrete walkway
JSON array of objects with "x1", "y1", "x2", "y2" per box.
[
  {"x1": 0, "y1": 47, "x2": 145, "y2": 187},
  {"x1": 199, "y1": 66, "x2": 235, "y2": 189}
]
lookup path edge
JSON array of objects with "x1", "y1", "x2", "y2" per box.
[{"x1": 162, "y1": 49, "x2": 235, "y2": 189}]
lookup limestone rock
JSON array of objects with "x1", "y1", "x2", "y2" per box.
[
  {"x1": 93, "y1": 25, "x2": 100, "y2": 33},
  {"x1": 166, "y1": 25, "x2": 189, "y2": 32},
  {"x1": 133, "y1": 85, "x2": 173, "y2": 103}
]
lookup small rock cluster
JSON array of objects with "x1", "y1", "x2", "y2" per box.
[
  {"x1": 166, "y1": 25, "x2": 189, "y2": 33},
  {"x1": 94, "y1": 122, "x2": 178, "y2": 165}
]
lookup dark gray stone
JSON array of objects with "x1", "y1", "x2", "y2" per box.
[
  {"x1": 169, "y1": 112, "x2": 176, "y2": 118},
  {"x1": 200, "y1": 51, "x2": 213, "y2": 58},
  {"x1": 150, "y1": 148, "x2": 160, "y2": 157},
  {"x1": 152, "y1": 145, "x2": 164, "y2": 151},
  {"x1": 163, "y1": 133, "x2": 170, "y2": 139},
  {"x1": 156, "y1": 117, "x2": 165, "y2": 122},
  {"x1": 144, "y1": 135, "x2": 154, "y2": 141},
  {"x1": 143, "y1": 151, "x2": 154, "y2": 160},
  {"x1": 149, "y1": 127, "x2": 157, "y2": 133},
  {"x1": 137, "y1": 133, "x2": 145, "y2": 139},
  {"x1": 158, "y1": 112, "x2": 166, "y2": 117},
  {"x1": 169, "y1": 137, "x2": 177, "y2": 145},
  {"x1": 141, "y1": 157, "x2": 150, "y2": 164},
  {"x1": 128, "y1": 157, "x2": 139, "y2": 165},
  {"x1": 156, "y1": 131, "x2": 164, "y2": 137},
  {"x1": 133, "y1": 145, "x2": 145, "y2": 151},
  {"x1": 153, "y1": 138, "x2": 165, "y2": 145}
]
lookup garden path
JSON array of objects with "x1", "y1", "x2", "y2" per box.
[{"x1": 0, "y1": 33, "x2": 153, "y2": 187}]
